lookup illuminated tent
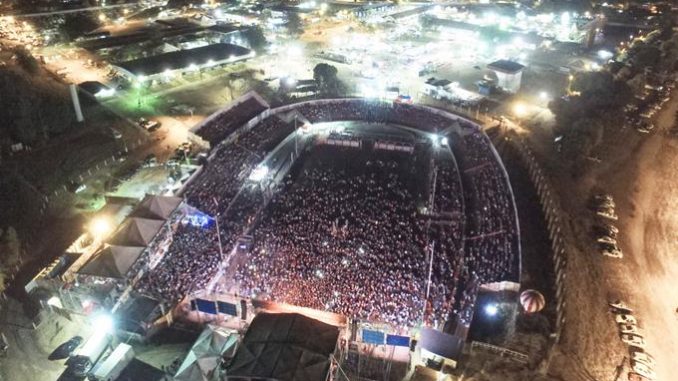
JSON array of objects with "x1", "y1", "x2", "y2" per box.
[
  {"x1": 78, "y1": 245, "x2": 145, "y2": 279},
  {"x1": 107, "y1": 217, "x2": 165, "y2": 247},
  {"x1": 226, "y1": 313, "x2": 339, "y2": 381},
  {"x1": 130, "y1": 194, "x2": 182, "y2": 221},
  {"x1": 174, "y1": 325, "x2": 239, "y2": 381}
]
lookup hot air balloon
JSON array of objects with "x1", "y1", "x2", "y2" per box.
[{"x1": 520, "y1": 289, "x2": 545, "y2": 313}]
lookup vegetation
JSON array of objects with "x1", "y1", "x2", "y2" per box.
[
  {"x1": 0, "y1": 49, "x2": 76, "y2": 146},
  {"x1": 548, "y1": 72, "x2": 632, "y2": 166},
  {"x1": 0, "y1": 227, "x2": 22, "y2": 293},
  {"x1": 313, "y1": 63, "x2": 343, "y2": 95},
  {"x1": 242, "y1": 26, "x2": 268, "y2": 53}
]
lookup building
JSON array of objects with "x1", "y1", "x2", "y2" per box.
[
  {"x1": 113, "y1": 43, "x2": 254, "y2": 82},
  {"x1": 487, "y1": 60, "x2": 525, "y2": 94}
]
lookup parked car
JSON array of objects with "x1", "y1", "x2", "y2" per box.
[
  {"x1": 599, "y1": 242, "x2": 623, "y2": 258},
  {"x1": 615, "y1": 314, "x2": 637, "y2": 325},
  {"x1": 608, "y1": 299, "x2": 632, "y2": 313},
  {"x1": 49, "y1": 336, "x2": 82, "y2": 360},
  {"x1": 619, "y1": 323, "x2": 640, "y2": 335},
  {"x1": 621, "y1": 334, "x2": 646, "y2": 348},
  {"x1": 631, "y1": 350, "x2": 655, "y2": 367},
  {"x1": 631, "y1": 360, "x2": 656, "y2": 380}
]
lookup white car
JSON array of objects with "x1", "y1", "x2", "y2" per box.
[
  {"x1": 597, "y1": 210, "x2": 619, "y2": 220},
  {"x1": 631, "y1": 351, "x2": 655, "y2": 367},
  {"x1": 631, "y1": 360, "x2": 656, "y2": 380},
  {"x1": 609, "y1": 300, "x2": 633, "y2": 313},
  {"x1": 621, "y1": 334, "x2": 646, "y2": 348},
  {"x1": 619, "y1": 323, "x2": 639, "y2": 335},
  {"x1": 597, "y1": 236, "x2": 617, "y2": 245},
  {"x1": 615, "y1": 314, "x2": 637, "y2": 325},
  {"x1": 600, "y1": 242, "x2": 623, "y2": 258}
]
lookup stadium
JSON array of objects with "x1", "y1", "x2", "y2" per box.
[{"x1": 33, "y1": 93, "x2": 524, "y2": 380}]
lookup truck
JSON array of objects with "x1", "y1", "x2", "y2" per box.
[
  {"x1": 64, "y1": 331, "x2": 111, "y2": 378},
  {"x1": 90, "y1": 343, "x2": 134, "y2": 381}
]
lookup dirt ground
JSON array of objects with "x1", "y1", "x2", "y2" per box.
[{"x1": 525, "y1": 91, "x2": 678, "y2": 380}]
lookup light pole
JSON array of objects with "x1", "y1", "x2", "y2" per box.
[
  {"x1": 212, "y1": 197, "x2": 225, "y2": 262},
  {"x1": 215, "y1": 213, "x2": 225, "y2": 262}
]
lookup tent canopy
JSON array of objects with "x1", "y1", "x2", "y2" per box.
[
  {"x1": 226, "y1": 313, "x2": 339, "y2": 381},
  {"x1": 131, "y1": 194, "x2": 182, "y2": 220},
  {"x1": 108, "y1": 217, "x2": 165, "y2": 247},
  {"x1": 175, "y1": 325, "x2": 239, "y2": 381},
  {"x1": 78, "y1": 245, "x2": 144, "y2": 279}
]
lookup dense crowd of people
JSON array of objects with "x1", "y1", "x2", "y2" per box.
[
  {"x1": 454, "y1": 131, "x2": 520, "y2": 283},
  {"x1": 235, "y1": 146, "x2": 462, "y2": 326},
  {"x1": 133, "y1": 99, "x2": 519, "y2": 329},
  {"x1": 194, "y1": 96, "x2": 268, "y2": 145}
]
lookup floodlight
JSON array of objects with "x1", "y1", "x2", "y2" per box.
[
  {"x1": 47, "y1": 296, "x2": 63, "y2": 308},
  {"x1": 512, "y1": 102, "x2": 528, "y2": 117},
  {"x1": 249, "y1": 165, "x2": 269, "y2": 182},
  {"x1": 92, "y1": 313, "x2": 114, "y2": 333},
  {"x1": 89, "y1": 217, "x2": 111, "y2": 238},
  {"x1": 484, "y1": 304, "x2": 498, "y2": 317},
  {"x1": 597, "y1": 50, "x2": 613, "y2": 60}
]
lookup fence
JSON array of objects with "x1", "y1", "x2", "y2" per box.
[{"x1": 508, "y1": 134, "x2": 567, "y2": 343}]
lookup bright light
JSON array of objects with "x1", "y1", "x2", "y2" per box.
[
  {"x1": 288, "y1": 45, "x2": 303, "y2": 57},
  {"x1": 485, "y1": 304, "x2": 498, "y2": 316},
  {"x1": 249, "y1": 165, "x2": 269, "y2": 182},
  {"x1": 89, "y1": 217, "x2": 111, "y2": 238},
  {"x1": 513, "y1": 102, "x2": 528, "y2": 117},
  {"x1": 597, "y1": 50, "x2": 613, "y2": 60},
  {"x1": 441, "y1": 137, "x2": 448, "y2": 146},
  {"x1": 539, "y1": 91, "x2": 549, "y2": 100},
  {"x1": 98, "y1": 13, "x2": 107, "y2": 22},
  {"x1": 561, "y1": 12, "x2": 570, "y2": 26},
  {"x1": 163, "y1": 69, "x2": 174, "y2": 78},
  {"x1": 47, "y1": 296, "x2": 63, "y2": 308},
  {"x1": 92, "y1": 313, "x2": 114, "y2": 333}
]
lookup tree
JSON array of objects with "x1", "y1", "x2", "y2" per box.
[
  {"x1": 60, "y1": 13, "x2": 100, "y2": 41},
  {"x1": 629, "y1": 44, "x2": 661, "y2": 70},
  {"x1": 313, "y1": 63, "x2": 340, "y2": 95},
  {"x1": 286, "y1": 12, "x2": 304, "y2": 36},
  {"x1": 14, "y1": 47, "x2": 38, "y2": 74},
  {"x1": 243, "y1": 26, "x2": 267, "y2": 53}
]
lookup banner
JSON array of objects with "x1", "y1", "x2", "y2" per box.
[
  {"x1": 362, "y1": 329, "x2": 385, "y2": 345},
  {"x1": 386, "y1": 334, "x2": 410, "y2": 347}
]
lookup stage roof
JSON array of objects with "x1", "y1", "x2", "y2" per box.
[
  {"x1": 78, "y1": 245, "x2": 144, "y2": 279},
  {"x1": 130, "y1": 194, "x2": 182, "y2": 220},
  {"x1": 226, "y1": 313, "x2": 339, "y2": 381},
  {"x1": 108, "y1": 217, "x2": 165, "y2": 247},
  {"x1": 487, "y1": 60, "x2": 525, "y2": 74},
  {"x1": 116, "y1": 43, "x2": 251, "y2": 77}
]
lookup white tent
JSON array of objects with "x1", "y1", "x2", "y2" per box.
[{"x1": 174, "y1": 325, "x2": 239, "y2": 381}]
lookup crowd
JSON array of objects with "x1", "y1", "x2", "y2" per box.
[
  {"x1": 135, "y1": 115, "x2": 293, "y2": 302},
  {"x1": 194, "y1": 96, "x2": 268, "y2": 145},
  {"x1": 455, "y1": 131, "x2": 520, "y2": 283},
  {"x1": 136, "y1": 223, "x2": 222, "y2": 303},
  {"x1": 133, "y1": 99, "x2": 519, "y2": 330},
  {"x1": 234, "y1": 146, "x2": 463, "y2": 326}
]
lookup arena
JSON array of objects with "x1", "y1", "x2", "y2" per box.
[{"x1": 133, "y1": 95, "x2": 521, "y2": 339}]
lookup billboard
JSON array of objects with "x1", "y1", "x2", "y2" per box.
[
  {"x1": 217, "y1": 301, "x2": 238, "y2": 316},
  {"x1": 362, "y1": 329, "x2": 385, "y2": 345},
  {"x1": 386, "y1": 334, "x2": 410, "y2": 347},
  {"x1": 195, "y1": 299, "x2": 218, "y2": 314}
]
